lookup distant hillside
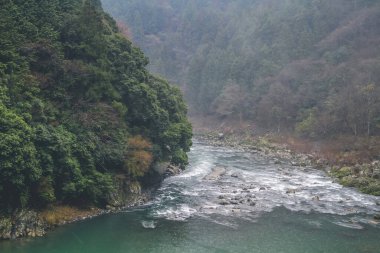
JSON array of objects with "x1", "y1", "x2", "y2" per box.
[
  {"x1": 0, "y1": 0, "x2": 191, "y2": 211},
  {"x1": 102, "y1": 0, "x2": 380, "y2": 137}
]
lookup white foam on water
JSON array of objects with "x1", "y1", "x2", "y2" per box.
[
  {"x1": 150, "y1": 142, "x2": 380, "y2": 225},
  {"x1": 307, "y1": 220, "x2": 322, "y2": 228},
  {"x1": 153, "y1": 204, "x2": 197, "y2": 221},
  {"x1": 176, "y1": 157, "x2": 214, "y2": 179},
  {"x1": 141, "y1": 220, "x2": 157, "y2": 229},
  {"x1": 333, "y1": 221, "x2": 364, "y2": 230},
  {"x1": 198, "y1": 214, "x2": 240, "y2": 229}
]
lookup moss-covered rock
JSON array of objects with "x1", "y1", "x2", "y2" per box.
[
  {"x1": 0, "y1": 217, "x2": 12, "y2": 239},
  {"x1": 331, "y1": 166, "x2": 352, "y2": 178},
  {"x1": 361, "y1": 181, "x2": 380, "y2": 196},
  {"x1": 0, "y1": 211, "x2": 47, "y2": 240},
  {"x1": 338, "y1": 176, "x2": 380, "y2": 196}
]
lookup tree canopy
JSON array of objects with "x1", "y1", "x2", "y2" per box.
[
  {"x1": 102, "y1": 0, "x2": 380, "y2": 137},
  {"x1": 0, "y1": 0, "x2": 192, "y2": 211}
]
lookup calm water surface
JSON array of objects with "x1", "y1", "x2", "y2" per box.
[{"x1": 1, "y1": 141, "x2": 380, "y2": 253}]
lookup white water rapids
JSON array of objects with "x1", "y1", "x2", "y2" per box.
[
  {"x1": 148, "y1": 141, "x2": 380, "y2": 229},
  {"x1": 2, "y1": 141, "x2": 380, "y2": 253}
]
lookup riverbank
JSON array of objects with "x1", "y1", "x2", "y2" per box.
[
  {"x1": 0, "y1": 187, "x2": 150, "y2": 240},
  {"x1": 2, "y1": 141, "x2": 380, "y2": 253},
  {"x1": 195, "y1": 131, "x2": 380, "y2": 197},
  {"x1": 0, "y1": 164, "x2": 182, "y2": 241}
]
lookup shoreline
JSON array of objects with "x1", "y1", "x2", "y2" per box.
[
  {"x1": 195, "y1": 131, "x2": 380, "y2": 197},
  {"x1": 2, "y1": 133, "x2": 380, "y2": 241},
  {"x1": 0, "y1": 164, "x2": 182, "y2": 241},
  {"x1": 0, "y1": 190, "x2": 152, "y2": 241}
]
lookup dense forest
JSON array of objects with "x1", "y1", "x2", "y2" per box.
[
  {"x1": 102, "y1": 0, "x2": 380, "y2": 137},
  {"x1": 0, "y1": 0, "x2": 192, "y2": 212}
]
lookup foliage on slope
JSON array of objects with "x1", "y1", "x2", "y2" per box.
[
  {"x1": 0, "y1": 0, "x2": 192, "y2": 211},
  {"x1": 102, "y1": 0, "x2": 380, "y2": 137}
]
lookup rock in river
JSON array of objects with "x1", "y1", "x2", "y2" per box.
[
  {"x1": 286, "y1": 188, "x2": 297, "y2": 194},
  {"x1": 231, "y1": 172, "x2": 242, "y2": 178},
  {"x1": 204, "y1": 166, "x2": 227, "y2": 180},
  {"x1": 219, "y1": 200, "x2": 230, "y2": 205}
]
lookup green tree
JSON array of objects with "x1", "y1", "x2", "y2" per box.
[
  {"x1": 0, "y1": 0, "x2": 192, "y2": 211},
  {"x1": 0, "y1": 104, "x2": 41, "y2": 209}
]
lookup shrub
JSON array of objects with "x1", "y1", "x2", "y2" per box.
[
  {"x1": 35, "y1": 176, "x2": 56, "y2": 206},
  {"x1": 0, "y1": 104, "x2": 41, "y2": 209},
  {"x1": 125, "y1": 136, "x2": 153, "y2": 178}
]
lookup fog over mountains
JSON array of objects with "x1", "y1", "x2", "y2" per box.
[{"x1": 102, "y1": 0, "x2": 380, "y2": 137}]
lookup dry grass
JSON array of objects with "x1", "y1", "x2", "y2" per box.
[
  {"x1": 191, "y1": 116, "x2": 380, "y2": 166},
  {"x1": 273, "y1": 135, "x2": 380, "y2": 166},
  {"x1": 128, "y1": 135, "x2": 152, "y2": 150},
  {"x1": 272, "y1": 135, "x2": 314, "y2": 153},
  {"x1": 40, "y1": 205, "x2": 101, "y2": 226}
]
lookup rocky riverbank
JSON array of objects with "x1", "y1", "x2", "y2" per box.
[
  {"x1": 196, "y1": 132, "x2": 380, "y2": 196},
  {"x1": 330, "y1": 162, "x2": 380, "y2": 196},
  {"x1": 0, "y1": 164, "x2": 181, "y2": 241},
  {"x1": 0, "y1": 186, "x2": 149, "y2": 240},
  {"x1": 196, "y1": 132, "x2": 319, "y2": 168}
]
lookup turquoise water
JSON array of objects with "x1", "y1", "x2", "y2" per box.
[
  {"x1": 1, "y1": 209, "x2": 380, "y2": 253},
  {"x1": 1, "y1": 142, "x2": 380, "y2": 253}
]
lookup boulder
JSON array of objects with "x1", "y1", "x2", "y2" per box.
[
  {"x1": 230, "y1": 200, "x2": 239, "y2": 205},
  {"x1": 219, "y1": 200, "x2": 230, "y2": 205},
  {"x1": 0, "y1": 210, "x2": 47, "y2": 240},
  {"x1": 153, "y1": 162, "x2": 171, "y2": 175},
  {"x1": 0, "y1": 217, "x2": 12, "y2": 240},
  {"x1": 231, "y1": 172, "x2": 241, "y2": 178},
  {"x1": 291, "y1": 162, "x2": 299, "y2": 166},
  {"x1": 166, "y1": 164, "x2": 182, "y2": 176},
  {"x1": 372, "y1": 168, "x2": 380, "y2": 179},
  {"x1": 106, "y1": 205, "x2": 117, "y2": 211},
  {"x1": 204, "y1": 166, "x2": 227, "y2": 180}
]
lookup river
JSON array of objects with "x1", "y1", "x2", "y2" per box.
[{"x1": 1, "y1": 141, "x2": 380, "y2": 253}]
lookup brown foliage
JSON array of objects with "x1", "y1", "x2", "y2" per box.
[
  {"x1": 128, "y1": 135, "x2": 152, "y2": 150},
  {"x1": 275, "y1": 135, "x2": 380, "y2": 166},
  {"x1": 40, "y1": 206, "x2": 101, "y2": 226},
  {"x1": 116, "y1": 20, "x2": 133, "y2": 39},
  {"x1": 125, "y1": 136, "x2": 153, "y2": 177}
]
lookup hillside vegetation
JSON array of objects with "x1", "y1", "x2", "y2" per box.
[
  {"x1": 0, "y1": 0, "x2": 192, "y2": 212},
  {"x1": 102, "y1": 0, "x2": 380, "y2": 138}
]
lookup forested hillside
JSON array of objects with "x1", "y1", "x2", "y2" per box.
[
  {"x1": 102, "y1": 0, "x2": 380, "y2": 137},
  {"x1": 0, "y1": 0, "x2": 191, "y2": 212}
]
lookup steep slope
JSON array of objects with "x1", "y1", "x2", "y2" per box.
[
  {"x1": 0, "y1": 0, "x2": 192, "y2": 211},
  {"x1": 102, "y1": 0, "x2": 380, "y2": 137}
]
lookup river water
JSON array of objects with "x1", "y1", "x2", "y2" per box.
[{"x1": 1, "y1": 141, "x2": 380, "y2": 253}]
